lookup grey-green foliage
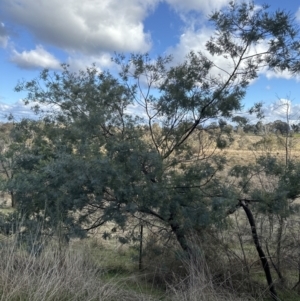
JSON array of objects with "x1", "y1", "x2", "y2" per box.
[
  {"x1": 4, "y1": 2, "x2": 300, "y2": 251},
  {"x1": 231, "y1": 153, "x2": 300, "y2": 218}
]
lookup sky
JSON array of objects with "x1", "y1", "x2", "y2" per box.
[{"x1": 0, "y1": 0, "x2": 300, "y2": 123}]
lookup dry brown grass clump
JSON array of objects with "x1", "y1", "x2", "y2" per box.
[
  {"x1": 0, "y1": 237, "x2": 158, "y2": 301},
  {"x1": 168, "y1": 254, "x2": 257, "y2": 301},
  {"x1": 0, "y1": 240, "x2": 114, "y2": 301}
]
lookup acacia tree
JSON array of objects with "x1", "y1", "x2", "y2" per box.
[
  {"x1": 4, "y1": 1, "x2": 300, "y2": 269},
  {"x1": 227, "y1": 99, "x2": 300, "y2": 299}
]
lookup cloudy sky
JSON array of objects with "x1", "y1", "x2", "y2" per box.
[{"x1": 0, "y1": 0, "x2": 300, "y2": 122}]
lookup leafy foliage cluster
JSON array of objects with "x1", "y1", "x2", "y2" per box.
[{"x1": 1, "y1": 2, "x2": 300, "y2": 299}]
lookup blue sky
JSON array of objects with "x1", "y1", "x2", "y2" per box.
[{"x1": 0, "y1": 0, "x2": 300, "y2": 122}]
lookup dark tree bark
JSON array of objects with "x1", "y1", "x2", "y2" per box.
[
  {"x1": 11, "y1": 191, "x2": 15, "y2": 208},
  {"x1": 139, "y1": 224, "x2": 143, "y2": 270},
  {"x1": 240, "y1": 200, "x2": 278, "y2": 301},
  {"x1": 170, "y1": 221, "x2": 191, "y2": 255}
]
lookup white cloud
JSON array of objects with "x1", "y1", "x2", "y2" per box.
[
  {"x1": 0, "y1": 99, "x2": 146, "y2": 122},
  {"x1": 10, "y1": 45, "x2": 61, "y2": 70},
  {"x1": 66, "y1": 52, "x2": 113, "y2": 72},
  {"x1": 0, "y1": 22, "x2": 9, "y2": 48},
  {"x1": 167, "y1": 27, "x2": 213, "y2": 62},
  {"x1": 165, "y1": 0, "x2": 232, "y2": 14},
  {"x1": 233, "y1": 99, "x2": 300, "y2": 125},
  {"x1": 264, "y1": 69, "x2": 300, "y2": 82},
  {"x1": 268, "y1": 99, "x2": 292, "y2": 117},
  {"x1": 0, "y1": 100, "x2": 62, "y2": 121},
  {"x1": 1, "y1": 0, "x2": 158, "y2": 54},
  {"x1": 261, "y1": 99, "x2": 300, "y2": 123},
  {"x1": 296, "y1": 7, "x2": 300, "y2": 22},
  {"x1": 0, "y1": 100, "x2": 37, "y2": 121},
  {"x1": 167, "y1": 26, "x2": 242, "y2": 81},
  {"x1": 126, "y1": 103, "x2": 148, "y2": 120}
]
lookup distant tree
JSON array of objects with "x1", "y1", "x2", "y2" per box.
[
  {"x1": 223, "y1": 124, "x2": 233, "y2": 134},
  {"x1": 206, "y1": 122, "x2": 218, "y2": 130},
  {"x1": 232, "y1": 116, "x2": 248, "y2": 127},
  {"x1": 255, "y1": 121, "x2": 264, "y2": 135},
  {"x1": 218, "y1": 119, "x2": 227, "y2": 130},
  {"x1": 291, "y1": 123, "x2": 300, "y2": 133},
  {"x1": 273, "y1": 120, "x2": 290, "y2": 135},
  {"x1": 243, "y1": 124, "x2": 256, "y2": 133}
]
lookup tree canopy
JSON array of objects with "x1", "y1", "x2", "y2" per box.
[
  {"x1": 2, "y1": 5, "x2": 300, "y2": 298},
  {"x1": 4, "y1": 1, "x2": 300, "y2": 246}
]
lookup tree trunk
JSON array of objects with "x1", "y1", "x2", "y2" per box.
[
  {"x1": 275, "y1": 216, "x2": 284, "y2": 283},
  {"x1": 240, "y1": 201, "x2": 278, "y2": 301},
  {"x1": 11, "y1": 191, "x2": 15, "y2": 208},
  {"x1": 139, "y1": 224, "x2": 143, "y2": 270},
  {"x1": 170, "y1": 222, "x2": 191, "y2": 255}
]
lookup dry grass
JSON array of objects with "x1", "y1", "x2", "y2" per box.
[
  {"x1": 168, "y1": 250, "x2": 257, "y2": 301},
  {"x1": 199, "y1": 133, "x2": 300, "y2": 166},
  {"x1": 0, "y1": 240, "x2": 111, "y2": 301},
  {"x1": 0, "y1": 237, "x2": 159, "y2": 301},
  {"x1": 0, "y1": 232, "x2": 259, "y2": 301}
]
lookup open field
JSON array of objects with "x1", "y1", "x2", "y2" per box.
[
  {"x1": 222, "y1": 149, "x2": 300, "y2": 166},
  {"x1": 190, "y1": 132, "x2": 300, "y2": 165}
]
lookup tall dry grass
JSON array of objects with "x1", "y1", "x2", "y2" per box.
[
  {"x1": 0, "y1": 236, "x2": 160, "y2": 301},
  {"x1": 0, "y1": 233, "x2": 259, "y2": 301},
  {"x1": 0, "y1": 239, "x2": 116, "y2": 301},
  {"x1": 168, "y1": 254, "x2": 257, "y2": 301}
]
